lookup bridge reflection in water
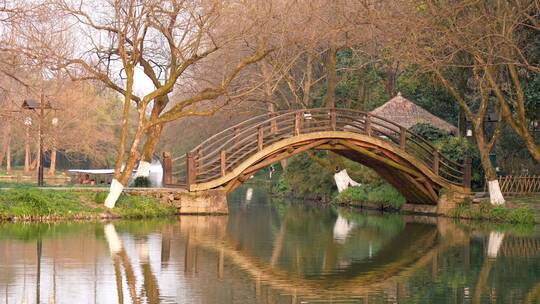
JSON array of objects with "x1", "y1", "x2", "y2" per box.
[{"x1": 1, "y1": 187, "x2": 540, "y2": 303}]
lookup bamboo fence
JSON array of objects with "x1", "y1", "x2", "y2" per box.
[{"x1": 493, "y1": 175, "x2": 540, "y2": 195}]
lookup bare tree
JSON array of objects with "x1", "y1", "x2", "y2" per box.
[
  {"x1": 38, "y1": 0, "x2": 272, "y2": 207},
  {"x1": 387, "y1": 0, "x2": 521, "y2": 204}
]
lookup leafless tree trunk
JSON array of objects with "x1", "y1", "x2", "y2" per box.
[
  {"x1": 385, "y1": 62, "x2": 399, "y2": 97},
  {"x1": 302, "y1": 50, "x2": 314, "y2": 107},
  {"x1": 5, "y1": 135, "x2": 11, "y2": 175},
  {"x1": 136, "y1": 98, "x2": 167, "y2": 178},
  {"x1": 0, "y1": 123, "x2": 10, "y2": 174},
  {"x1": 436, "y1": 69, "x2": 504, "y2": 205},
  {"x1": 484, "y1": 64, "x2": 540, "y2": 164},
  {"x1": 323, "y1": 46, "x2": 338, "y2": 108}
]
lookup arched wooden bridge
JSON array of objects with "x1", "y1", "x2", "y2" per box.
[{"x1": 163, "y1": 108, "x2": 471, "y2": 205}]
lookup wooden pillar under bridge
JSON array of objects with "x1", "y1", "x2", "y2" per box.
[{"x1": 162, "y1": 152, "x2": 172, "y2": 185}]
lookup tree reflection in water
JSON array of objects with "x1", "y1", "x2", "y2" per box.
[{"x1": 0, "y1": 187, "x2": 539, "y2": 303}]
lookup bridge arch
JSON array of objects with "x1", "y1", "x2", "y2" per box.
[{"x1": 168, "y1": 109, "x2": 470, "y2": 205}]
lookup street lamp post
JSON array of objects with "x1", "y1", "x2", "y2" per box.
[
  {"x1": 37, "y1": 93, "x2": 45, "y2": 187},
  {"x1": 22, "y1": 96, "x2": 56, "y2": 187},
  {"x1": 24, "y1": 117, "x2": 32, "y2": 174},
  {"x1": 50, "y1": 117, "x2": 58, "y2": 176}
]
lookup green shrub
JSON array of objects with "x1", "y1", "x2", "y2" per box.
[
  {"x1": 114, "y1": 195, "x2": 176, "y2": 219},
  {"x1": 334, "y1": 186, "x2": 368, "y2": 203},
  {"x1": 435, "y1": 136, "x2": 484, "y2": 189},
  {"x1": 453, "y1": 202, "x2": 535, "y2": 225},
  {"x1": 406, "y1": 124, "x2": 485, "y2": 189},
  {"x1": 410, "y1": 123, "x2": 450, "y2": 142},
  {"x1": 343, "y1": 160, "x2": 384, "y2": 186},
  {"x1": 278, "y1": 151, "x2": 388, "y2": 200},
  {"x1": 524, "y1": 73, "x2": 540, "y2": 121},
  {"x1": 94, "y1": 192, "x2": 108, "y2": 204},
  {"x1": 366, "y1": 183, "x2": 405, "y2": 209},
  {"x1": 93, "y1": 192, "x2": 176, "y2": 219},
  {"x1": 133, "y1": 176, "x2": 151, "y2": 187},
  {"x1": 283, "y1": 152, "x2": 336, "y2": 199},
  {"x1": 274, "y1": 175, "x2": 290, "y2": 193},
  {"x1": 506, "y1": 207, "x2": 535, "y2": 224},
  {"x1": 334, "y1": 183, "x2": 405, "y2": 209}
]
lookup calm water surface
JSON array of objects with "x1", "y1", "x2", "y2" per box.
[{"x1": 1, "y1": 186, "x2": 540, "y2": 303}]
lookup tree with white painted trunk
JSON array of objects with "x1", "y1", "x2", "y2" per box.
[
  {"x1": 434, "y1": 71, "x2": 505, "y2": 205},
  {"x1": 46, "y1": 0, "x2": 272, "y2": 208},
  {"x1": 334, "y1": 169, "x2": 361, "y2": 193},
  {"x1": 389, "y1": 0, "x2": 508, "y2": 205}
]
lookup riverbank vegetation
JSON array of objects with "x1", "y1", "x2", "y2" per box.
[
  {"x1": 0, "y1": 189, "x2": 176, "y2": 221},
  {"x1": 453, "y1": 202, "x2": 535, "y2": 225},
  {"x1": 273, "y1": 152, "x2": 403, "y2": 203},
  {"x1": 334, "y1": 184, "x2": 405, "y2": 210}
]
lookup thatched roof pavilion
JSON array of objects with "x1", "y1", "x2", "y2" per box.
[{"x1": 370, "y1": 93, "x2": 458, "y2": 134}]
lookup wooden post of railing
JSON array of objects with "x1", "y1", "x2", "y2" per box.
[
  {"x1": 294, "y1": 112, "x2": 302, "y2": 136},
  {"x1": 463, "y1": 157, "x2": 472, "y2": 188},
  {"x1": 365, "y1": 113, "x2": 372, "y2": 136},
  {"x1": 258, "y1": 126, "x2": 264, "y2": 151},
  {"x1": 220, "y1": 150, "x2": 227, "y2": 176},
  {"x1": 330, "y1": 108, "x2": 336, "y2": 131},
  {"x1": 433, "y1": 150, "x2": 440, "y2": 175},
  {"x1": 400, "y1": 127, "x2": 407, "y2": 149},
  {"x1": 197, "y1": 145, "x2": 204, "y2": 169},
  {"x1": 186, "y1": 152, "x2": 196, "y2": 188},
  {"x1": 162, "y1": 151, "x2": 172, "y2": 185}
]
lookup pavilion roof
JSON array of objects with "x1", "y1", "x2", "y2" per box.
[{"x1": 370, "y1": 93, "x2": 458, "y2": 134}]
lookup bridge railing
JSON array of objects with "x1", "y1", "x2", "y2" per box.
[{"x1": 165, "y1": 108, "x2": 470, "y2": 188}]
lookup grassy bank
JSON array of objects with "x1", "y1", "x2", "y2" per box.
[
  {"x1": 333, "y1": 184, "x2": 405, "y2": 210},
  {"x1": 452, "y1": 201, "x2": 535, "y2": 225},
  {"x1": 335, "y1": 185, "x2": 539, "y2": 225},
  {"x1": 0, "y1": 188, "x2": 177, "y2": 221}
]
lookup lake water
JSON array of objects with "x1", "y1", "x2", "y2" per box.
[{"x1": 1, "y1": 186, "x2": 540, "y2": 303}]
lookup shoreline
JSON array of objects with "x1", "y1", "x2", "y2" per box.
[
  {"x1": 270, "y1": 190, "x2": 539, "y2": 225},
  {"x1": 342, "y1": 199, "x2": 538, "y2": 225},
  {"x1": 0, "y1": 212, "x2": 230, "y2": 223},
  {"x1": 0, "y1": 185, "x2": 538, "y2": 225},
  {"x1": 0, "y1": 185, "x2": 229, "y2": 222},
  {"x1": 0, "y1": 187, "x2": 180, "y2": 223}
]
